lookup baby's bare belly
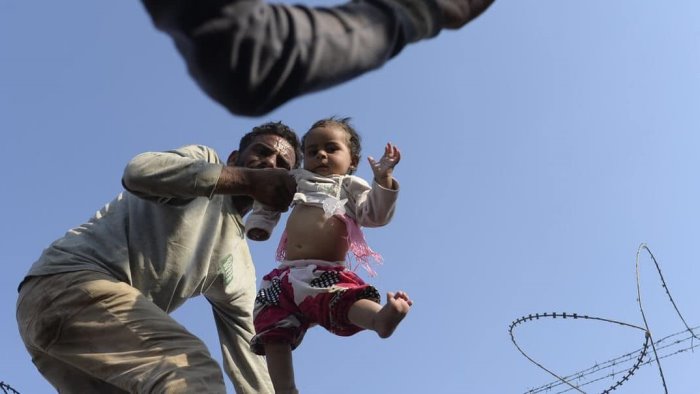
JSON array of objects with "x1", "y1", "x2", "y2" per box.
[{"x1": 284, "y1": 204, "x2": 349, "y2": 261}]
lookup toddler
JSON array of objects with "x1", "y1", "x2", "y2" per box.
[{"x1": 246, "y1": 117, "x2": 412, "y2": 393}]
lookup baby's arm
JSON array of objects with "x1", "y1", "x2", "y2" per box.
[
  {"x1": 367, "y1": 143, "x2": 401, "y2": 189},
  {"x1": 350, "y1": 143, "x2": 401, "y2": 227},
  {"x1": 244, "y1": 201, "x2": 281, "y2": 241}
]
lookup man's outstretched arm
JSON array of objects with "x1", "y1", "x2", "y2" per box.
[{"x1": 141, "y1": 0, "x2": 495, "y2": 116}]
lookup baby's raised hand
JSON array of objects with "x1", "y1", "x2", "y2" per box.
[{"x1": 368, "y1": 143, "x2": 401, "y2": 189}]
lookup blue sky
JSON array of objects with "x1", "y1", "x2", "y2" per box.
[{"x1": 2, "y1": 1, "x2": 699, "y2": 393}]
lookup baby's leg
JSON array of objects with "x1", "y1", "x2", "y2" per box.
[
  {"x1": 348, "y1": 291, "x2": 412, "y2": 338},
  {"x1": 263, "y1": 343, "x2": 298, "y2": 394}
]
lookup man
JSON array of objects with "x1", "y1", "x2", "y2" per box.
[
  {"x1": 16, "y1": 122, "x2": 301, "y2": 393},
  {"x1": 141, "y1": 0, "x2": 496, "y2": 116}
]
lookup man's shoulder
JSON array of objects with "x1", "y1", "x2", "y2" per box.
[{"x1": 169, "y1": 144, "x2": 222, "y2": 164}]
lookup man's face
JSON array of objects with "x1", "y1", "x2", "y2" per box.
[{"x1": 235, "y1": 134, "x2": 296, "y2": 170}]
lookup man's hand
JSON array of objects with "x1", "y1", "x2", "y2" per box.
[
  {"x1": 368, "y1": 143, "x2": 401, "y2": 189},
  {"x1": 216, "y1": 167, "x2": 297, "y2": 211},
  {"x1": 245, "y1": 168, "x2": 297, "y2": 211},
  {"x1": 437, "y1": 0, "x2": 496, "y2": 29}
]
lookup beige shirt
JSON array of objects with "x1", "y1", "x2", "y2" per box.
[{"x1": 23, "y1": 144, "x2": 273, "y2": 393}]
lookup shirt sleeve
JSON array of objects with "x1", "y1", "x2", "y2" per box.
[
  {"x1": 122, "y1": 144, "x2": 224, "y2": 202},
  {"x1": 140, "y1": 0, "x2": 442, "y2": 116},
  {"x1": 346, "y1": 175, "x2": 400, "y2": 227},
  {"x1": 244, "y1": 201, "x2": 282, "y2": 240}
]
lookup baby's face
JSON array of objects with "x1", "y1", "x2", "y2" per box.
[{"x1": 303, "y1": 126, "x2": 353, "y2": 176}]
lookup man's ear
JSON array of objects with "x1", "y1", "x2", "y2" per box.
[{"x1": 227, "y1": 151, "x2": 239, "y2": 166}]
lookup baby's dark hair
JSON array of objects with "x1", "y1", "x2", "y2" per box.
[{"x1": 304, "y1": 116, "x2": 361, "y2": 174}]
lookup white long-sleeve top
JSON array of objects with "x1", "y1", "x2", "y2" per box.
[{"x1": 245, "y1": 168, "x2": 399, "y2": 239}]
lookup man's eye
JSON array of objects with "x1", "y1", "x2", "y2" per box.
[
  {"x1": 276, "y1": 157, "x2": 290, "y2": 169},
  {"x1": 255, "y1": 146, "x2": 271, "y2": 155}
]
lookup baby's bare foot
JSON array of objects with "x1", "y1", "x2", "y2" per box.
[{"x1": 375, "y1": 291, "x2": 412, "y2": 338}]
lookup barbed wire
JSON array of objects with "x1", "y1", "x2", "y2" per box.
[
  {"x1": 521, "y1": 325, "x2": 699, "y2": 393},
  {"x1": 0, "y1": 382, "x2": 20, "y2": 394},
  {"x1": 509, "y1": 312, "x2": 650, "y2": 393},
  {"x1": 634, "y1": 244, "x2": 699, "y2": 389},
  {"x1": 510, "y1": 244, "x2": 698, "y2": 394}
]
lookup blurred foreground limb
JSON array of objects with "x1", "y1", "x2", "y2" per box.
[{"x1": 141, "y1": 0, "x2": 496, "y2": 116}]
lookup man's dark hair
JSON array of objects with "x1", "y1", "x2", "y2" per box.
[
  {"x1": 239, "y1": 121, "x2": 302, "y2": 168},
  {"x1": 304, "y1": 116, "x2": 361, "y2": 174}
]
